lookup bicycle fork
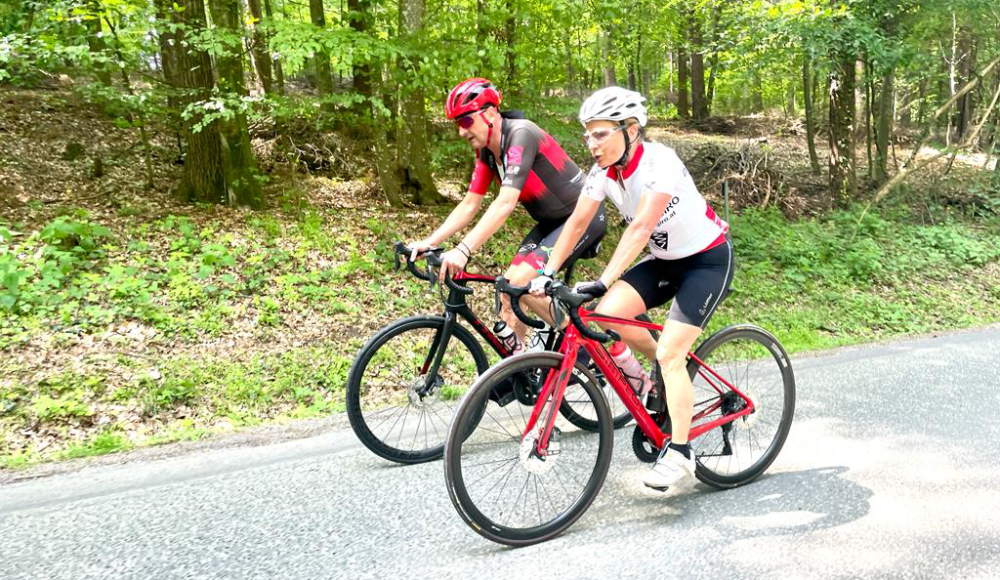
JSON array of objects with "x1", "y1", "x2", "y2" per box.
[
  {"x1": 418, "y1": 312, "x2": 458, "y2": 396},
  {"x1": 520, "y1": 346, "x2": 579, "y2": 458}
]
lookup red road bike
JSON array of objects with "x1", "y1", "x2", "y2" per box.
[{"x1": 444, "y1": 278, "x2": 796, "y2": 546}]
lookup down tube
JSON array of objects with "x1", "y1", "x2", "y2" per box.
[{"x1": 583, "y1": 338, "x2": 668, "y2": 449}]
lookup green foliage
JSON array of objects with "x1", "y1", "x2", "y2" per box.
[
  {"x1": 31, "y1": 394, "x2": 92, "y2": 421},
  {"x1": 713, "y1": 205, "x2": 1000, "y2": 346},
  {"x1": 58, "y1": 429, "x2": 133, "y2": 460},
  {"x1": 0, "y1": 212, "x2": 110, "y2": 314}
]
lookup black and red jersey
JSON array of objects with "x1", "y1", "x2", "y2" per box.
[{"x1": 468, "y1": 118, "x2": 585, "y2": 225}]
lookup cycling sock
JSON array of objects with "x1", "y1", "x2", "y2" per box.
[{"x1": 668, "y1": 442, "x2": 691, "y2": 460}]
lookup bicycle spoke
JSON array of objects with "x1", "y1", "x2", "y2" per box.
[
  {"x1": 505, "y1": 473, "x2": 532, "y2": 527},
  {"x1": 467, "y1": 456, "x2": 519, "y2": 489},
  {"x1": 352, "y1": 320, "x2": 483, "y2": 461}
]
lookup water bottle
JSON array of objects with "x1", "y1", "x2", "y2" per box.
[
  {"x1": 609, "y1": 341, "x2": 652, "y2": 396},
  {"x1": 493, "y1": 321, "x2": 522, "y2": 354}
]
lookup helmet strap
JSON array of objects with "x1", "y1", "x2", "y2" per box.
[
  {"x1": 614, "y1": 122, "x2": 631, "y2": 168},
  {"x1": 615, "y1": 121, "x2": 640, "y2": 169},
  {"x1": 479, "y1": 109, "x2": 496, "y2": 151}
]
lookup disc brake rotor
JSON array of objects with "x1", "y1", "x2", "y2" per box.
[
  {"x1": 407, "y1": 375, "x2": 442, "y2": 409},
  {"x1": 519, "y1": 426, "x2": 561, "y2": 475}
]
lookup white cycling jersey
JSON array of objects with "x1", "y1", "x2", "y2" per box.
[{"x1": 582, "y1": 141, "x2": 728, "y2": 260}]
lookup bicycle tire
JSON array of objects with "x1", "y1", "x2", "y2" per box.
[
  {"x1": 346, "y1": 315, "x2": 489, "y2": 464},
  {"x1": 445, "y1": 352, "x2": 614, "y2": 546},
  {"x1": 686, "y1": 324, "x2": 795, "y2": 489}
]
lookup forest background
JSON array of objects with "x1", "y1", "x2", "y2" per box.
[{"x1": 1, "y1": 0, "x2": 999, "y2": 468}]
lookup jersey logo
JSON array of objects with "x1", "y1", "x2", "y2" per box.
[
  {"x1": 506, "y1": 146, "x2": 523, "y2": 167},
  {"x1": 650, "y1": 231, "x2": 669, "y2": 251}
]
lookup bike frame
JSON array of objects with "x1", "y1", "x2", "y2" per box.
[
  {"x1": 522, "y1": 308, "x2": 757, "y2": 454},
  {"x1": 417, "y1": 271, "x2": 514, "y2": 392}
]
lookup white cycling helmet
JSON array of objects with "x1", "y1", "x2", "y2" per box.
[{"x1": 579, "y1": 86, "x2": 647, "y2": 127}]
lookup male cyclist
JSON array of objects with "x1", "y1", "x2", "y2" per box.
[
  {"x1": 408, "y1": 77, "x2": 606, "y2": 350},
  {"x1": 531, "y1": 87, "x2": 733, "y2": 492}
]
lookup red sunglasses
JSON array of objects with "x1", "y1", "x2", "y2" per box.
[{"x1": 454, "y1": 114, "x2": 476, "y2": 129}]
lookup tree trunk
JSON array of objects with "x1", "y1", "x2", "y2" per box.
[
  {"x1": 947, "y1": 12, "x2": 957, "y2": 145},
  {"x1": 750, "y1": 72, "x2": 764, "y2": 113},
  {"x1": 786, "y1": 80, "x2": 796, "y2": 116},
  {"x1": 916, "y1": 76, "x2": 928, "y2": 126},
  {"x1": 263, "y1": 0, "x2": 285, "y2": 95},
  {"x1": 874, "y1": 67, "x2": 894, "y2": 185},
  {"x1": 995, "y1": 139, "x2": 1000, "y2": 183},
  {"x1": 310, "y1": 0, "x2": 334, "y2": 105},
  {"x1": 503, "y1": 0, "x2": 516, "y2": 94},
  {"x1": 635, "y1": 34, "x2": 643, "y2": 94},
  {"x1": 955, "y1": 24, "x2": 976, "y2": 140},
  {"x1": 246, "y1": 0, "x2": 273, "y2": 95},
  {"x1": 153, "y1": 0, "x2": 185, "y2": 161},
  {"x1": 704, "y1": 3, "x2": 722, "y2": 114},
  {"x1": 688, "y1": 10, "x2": 708, "y2": 120},
  {"x1": 475, "y1": 0, "x2": 486, "y2": 74},
  {"x1": 677, "y1": 49, "x2": 689, "y2": 118},
  {"x1": 394, "y1": 0, "x2": 442, "y2": 206},
  {"x1": 602, "y1": 26, "x2": 616, "y2": 86},
  {"x1": 864, "y1": 66, "x2": 873, "y2": 180},
  {"x1": 898, "y1": 88, "x2": 912, "y2": 125},
  {"x1": 209, "y1": 0, "x2": 263, "y2": 207},
  {"x1": 668, "y1": 51, "x2": 674, "y2": 94},
  {"x1": 706, "y1": 53, "x2": 719, "y2": 114},
  {"x1": 170, "y1": 0, "x2": 229, "y2": 204},
  {"x1": 803, "y1": 58, "x2": 821, "y2": 175},
  {"x1": 83, "y1": 5, "x2": 112, "y2": 86},
  {"x1": 347, "y1": 0, "x2": 374, "y2": 100},
  {"x1": 829, "y1": 52, "x2": 857, "y2": 207},
  {"x1": 565, "y1": 36, "x2": 576, "y2": 95}
]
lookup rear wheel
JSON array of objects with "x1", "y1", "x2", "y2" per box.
[{"x1": 686, "y1": 325, "x2": 795, "y2": 489}]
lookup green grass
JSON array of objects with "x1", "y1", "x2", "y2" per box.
[{"x1": 0, "y1": 344, "x2": 359, "y2": 466}]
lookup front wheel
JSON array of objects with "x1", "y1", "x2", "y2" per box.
[
  {"x1": 346, "y1": 315, "x2": 489, "y2": 464},
  {"x1": 444, "y1": 352, "x2": 614, "y2": 547},
  {"x1": 687, "y1": 324, "x2": 796, "y2": 489}
]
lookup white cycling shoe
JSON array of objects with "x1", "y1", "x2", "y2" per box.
[{"x1": 642, "y1": 447, "x2": 696, "y2": 492}]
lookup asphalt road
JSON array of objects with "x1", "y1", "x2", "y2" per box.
[{"x1": 2, "y1": 328, "x2": 999, "y2": 580}]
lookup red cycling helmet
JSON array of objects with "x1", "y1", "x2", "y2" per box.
[{"x1": 445, "y1": 78, "x2": 502, "y2": 119}]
